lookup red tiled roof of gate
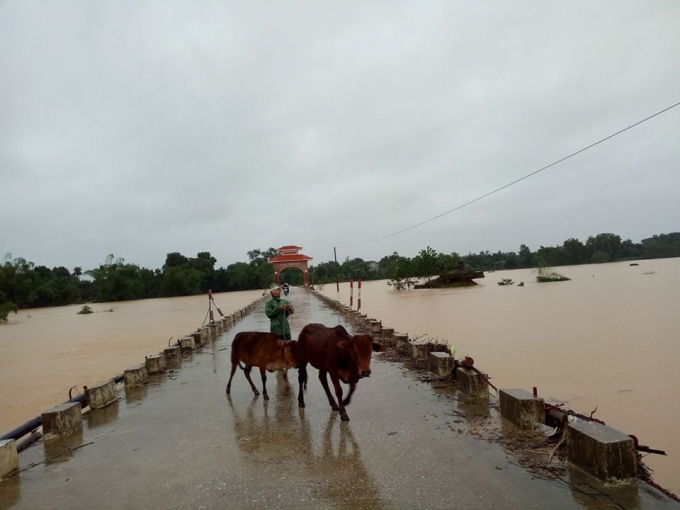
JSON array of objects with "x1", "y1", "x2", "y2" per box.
[
  {"x1": 268, "y1": 253, "x2": 313, "y2": 262},
  {"x1": 277, "y1": 245, "x2": 303, "y2": 251}
]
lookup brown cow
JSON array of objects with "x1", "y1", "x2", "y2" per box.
[
  {"x1": 226, "y1": 331, "x2": 299, "y2": 400},
  {"x1": 297, "y1": 323, "x2": 385, "y2": 421}
]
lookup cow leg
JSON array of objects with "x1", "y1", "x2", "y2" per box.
[
  {"x1": 226, "y1": 362, "x2": 239, "y2": 394},
  {"x1": 243, "y1": 366, "x2": 260, "y2": 396},
  {"x1": 260, "y1": 367, "x2": 269, "y2": 400},
  {"x1": 330, "y1": 375, "x2": 349, "y2": 422},
  {"x1": 342, "y1": 382, "x2": 357, "y2": 406},
  {"x1": 318, "y1": 370, "x2": 339, "y2": 411},
  {"x1": 297, "y1": 364, "x2": 308, "y2": 408}
]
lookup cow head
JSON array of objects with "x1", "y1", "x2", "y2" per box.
[
  {"x1": 339, "y1": 334, "x2": 384, "y2": 378},
  {"x1": 279, "y1": 339, "x2": 300, "y2": 368}
]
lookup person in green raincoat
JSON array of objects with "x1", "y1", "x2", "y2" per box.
[{"x1": 264, "y1": 284, "x2": 294, "y2": 340}]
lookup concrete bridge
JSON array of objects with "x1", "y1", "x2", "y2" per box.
[{"x1": 0, "y1": 289, "x2": 675, "y2": 509}]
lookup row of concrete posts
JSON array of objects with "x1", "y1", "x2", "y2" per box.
[
  {"x1": 308, "y1": 288, "x2": 638, "y2": 484},
  {"x1": 0, "y1": 296, "x2": 267, "y2": 481}
]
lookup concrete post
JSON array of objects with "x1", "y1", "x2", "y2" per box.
[
  {"x1": 0, "y1": 439, "x2": 18, "y2": 480},
  {"x1": 407, "y1": 340, "x2": 429, "y2": 360},
  {"x1": 381, "y1": 328, "x2": 395, "y2": 345},
  {"x1": 394, "y1": 333, "x2": 409, "y2": 350},
  {"x1": 499, "y1": 388, "x2": 544, "y2": 429},
  {"x1": 145, "y1": 354, "x2": 166, "y2": 374},
  {"x1": 124, "y1": 364, "x2": 148, "y2": 388},
  {"x1": 164, "y1": 344, "x2": 181, "y2": 361},
  {"x1": 429, "y1": 352, "x2": 455, "y2": 377},
  {"x1": 190, "y1": 330, "x2": 202, "y2": 346},
  {"x1": 84, "y1": 379, "x2": 118, "y2": 409},
  {"x1": 567, "y1": 421, "x2": 637, "y2": 482},
  {"x1": 208, "y1": 323, "x2": 218, "y2": 338},
  {"x1": 42, "y1": 402, "x2": 82, "y2": 440},
  {"x1": 179, "y1": 336, "x2": 196, "y2": 352},
  {"x1": 456, "y1": 367, "x2": 489, "y2": 400}
]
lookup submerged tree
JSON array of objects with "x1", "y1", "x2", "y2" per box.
[{"x1": 534, "y1": 257, "x2": 571, "y2": 283}]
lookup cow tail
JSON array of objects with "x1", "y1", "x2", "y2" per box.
[{"x1": 301, "y1": 370, "x2": 308, "y2": 393}]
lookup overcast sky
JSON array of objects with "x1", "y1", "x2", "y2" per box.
[{"x1": 1, "y1": 1, "x2": 679, "y2": 271}]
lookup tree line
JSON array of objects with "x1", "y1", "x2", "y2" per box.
[{"x1": 1, "y1": 231, "x2": 679, "y2": 319}]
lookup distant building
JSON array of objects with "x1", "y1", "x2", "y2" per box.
[{"x1": 367, "y1": 261, "x2": 379, "y2": 272}]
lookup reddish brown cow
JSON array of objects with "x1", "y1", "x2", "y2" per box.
[
  {"x1": 226, "y1": 331, "x2": 299, "y2": 400},
  {"x1": 297, "y1": 323, "x2": 385, "y2": 422}
]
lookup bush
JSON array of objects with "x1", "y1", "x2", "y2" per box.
[{"x1": 0, "y1": 302, "x2": 19, "y2": 322}]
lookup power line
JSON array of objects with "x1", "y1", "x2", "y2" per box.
[{"x1": 337, "y1": 100, "x2": 680, "y2": 250}]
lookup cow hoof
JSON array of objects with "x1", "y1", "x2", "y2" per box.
[
  {"x1": 341, "y1": 414, "x2": 350, "y2": 422},
  {"x1": 254, "y1": 391, "x2": 260, "y2": 396},
  {"x1": 264, "y1": 395, "x2": 269, "y2": 400},
  {"x1": 331, "y1": 405, "x2": 339, "y2": 412},
  {"x1": 298, "y1": 402, "x2": 305, "y2": 408}
]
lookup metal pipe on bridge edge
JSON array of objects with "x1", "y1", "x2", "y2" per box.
[{"x1": 0, "y1": 373, "x2": 124, "y2": 442}]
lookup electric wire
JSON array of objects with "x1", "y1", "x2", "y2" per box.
[{"x1": 337, "y1": 100, "x2": 680, "y2": 250}]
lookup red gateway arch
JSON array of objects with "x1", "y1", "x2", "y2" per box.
[{"x1": 268, "y1": 245, "x2": 313, "y2": 286}]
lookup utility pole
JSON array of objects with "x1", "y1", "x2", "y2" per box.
[{"x1": 334, "y1": 247, "x2": 339, "y2": 292}]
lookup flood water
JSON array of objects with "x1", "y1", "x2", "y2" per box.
[
  {"x1": 0, "y1": 289, "x2": 264, "y2": 434},
  {"x1": 317, "y1": 258, "x2": 680, "y2": 496},
  {"x1": 1, "y1": 259, "x2": 678, "y2": 495}
]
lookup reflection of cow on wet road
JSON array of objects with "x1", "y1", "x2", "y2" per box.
[
  {"x1": 296, "y1": 323, "x2": 385, "y2": 421},
  {"x1": 227, "y1": 387, "x2": 387, "y2": 509},
  {"x1": 225, "y1": 331, "x2": 299, "y2": 400}
]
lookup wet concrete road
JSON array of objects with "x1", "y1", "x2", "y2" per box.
[{"x1": 1, "y1": 289, "x2": 675, "y2": 509}]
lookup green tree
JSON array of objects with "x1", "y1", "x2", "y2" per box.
[
  {"x1": 436, "y1": 252, "x2": 460, "y2": 273},
  {"x1": 562, "y1": 238, "x2": 588, "y2": 265},
  {"x1": 161, "y1": 266, "x2": 202, "y2": 296},
  {"x1": 413, "y1": 246, "x2": 438, "y2": 280},
  {"x1": 0, "y1": 302, "x2": 19, "y2": 322},
  {"x1": 189, "y1": 251, "x2": 217, "y2": 292},
  {"x1": 518, "y1": 244, "x2": 533, "y2": 268},
  {"x1": 586, "y1": 233, "x2": 622, "y2": 262},
  {"x1": 86, "y1": 255, "x2": 145, "y2": 302},
  {"x1": 386, "y1": 254, "x2": 413, "y2": 280},
  {"x1": 163, "y1": 252, "x2": 189, "y2": 269}
]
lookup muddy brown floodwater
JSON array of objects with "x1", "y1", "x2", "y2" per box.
[
  {"x1": 0, "y1": 289, "x2": 264, "y2": 434},
  {"x1": 317, "y1": 258, "x2": 680, "y2": 496},
  {"x1": 1, "y1": 259, "x2": 678, "y2": 496}
]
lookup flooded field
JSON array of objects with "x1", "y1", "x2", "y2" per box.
[
  {"x1": 1, "y1": 259, "x2": 678, "y2": 495},
  {"x1": 318, "y1": 258, "x2": 680, "y2": 496}
]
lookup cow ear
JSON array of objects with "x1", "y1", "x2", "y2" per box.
[
  {"x1": 372, "y1": 342, "x2": 385, "y2": 352},
  {"x1": 337, "y1": 340, "x2": 350, "y2": 350}
]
